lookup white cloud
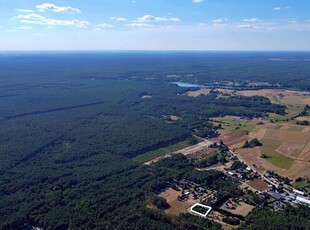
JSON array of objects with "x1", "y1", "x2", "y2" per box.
[
  {"x1": 125, "y1": 23, "x2": 153, "y2": 27},
  {"x1": 193, "y1": 0, "x2": 203, "y2": 3},
  {"x1": 273, "y1": 6, "x2": 290, "y2": 11},
  {"x1": 213, "y1": 18, "x2": 229, "y2": 23},
  {"x1": 242, "y1": 18, "x2": 259, "y2": 22},
  {"x1": 238, "y1": 24, "x2": 265, "y2": 30},
  {"x1": 135, "y1": 15, "x2": 180, "y2": 23},
  {"x1": 110, "y1": 17, "x2": 127, "y2": 21},
  {"x1": 16, "y1": 9, "x2": 34, "y2": 13},
  {"x1": 36, "y1": 3, "x2": 81, "y2": 14},
  {"x1": 96, "y1": 23, "x2": 114, "y2": 29},
  {"x1": 15, "y1": 26, "x2": 33, "y2": 30},
  {"x1": 13, "y1": 14, "x2": 89, "y2": 28}
]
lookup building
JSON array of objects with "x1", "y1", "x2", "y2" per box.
[
  {"x1": 293, "y1": 189, "x2": 305, "y2": 196},
  {"x1": 271, "y1": 192, "x2": 284, "y2": 200},
  {"x1": 296, "y1": 196, "x2": 310, "y2": 207}
]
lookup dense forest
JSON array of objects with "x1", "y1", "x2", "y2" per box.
[{"x1": 0, "y1": 52, "x2": 309, "y2": 229}]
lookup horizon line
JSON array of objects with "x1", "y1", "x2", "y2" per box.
[{"x1": 1, "y1": 49, "x2": 310, "y2": 52}]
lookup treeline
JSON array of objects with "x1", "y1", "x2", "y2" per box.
[{"x1": 239, "y1": 206, "x2": 310, "y2": 230}]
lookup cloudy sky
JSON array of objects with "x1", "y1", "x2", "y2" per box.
[{"x1": 0, "y1": 0, "x2": 309, "y2": 50}]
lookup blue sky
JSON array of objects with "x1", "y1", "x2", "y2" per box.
[{"x1": 0, "y1": 0, "x2": 309, "y2": 50}]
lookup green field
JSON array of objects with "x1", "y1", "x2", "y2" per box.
[
  {"x1": 133, "y1": 139, "x2": 197, "y2": 163},
  {"x1": 260, "y1": 139, "x2": 294, "y2": 169},
  {"x1": 219, "y1": 118, "x2": 256, "y2": 132},
  {"x1": 293, "y1": 178, "x2": 310, "y2": 189},
  {"x1": 271, "y1": 105, "x2": 304, "y2": 122}
]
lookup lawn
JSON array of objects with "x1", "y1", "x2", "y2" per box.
[
  {"x1": 133, "y1": 138, "x2": 198, "y2": 163},
  {"x1": 260, "y1": 138, "x2": 294, "y2": 170}
]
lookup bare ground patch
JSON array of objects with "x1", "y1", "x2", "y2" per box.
[
  {"x1": 186, "y1": 89, "x2": 211, "y2": 97},
  {"x1": 159, "y1": 188, "x2": 195, "y2": 215},
  {"x1": 210, "y1": 131, "x2": 248, "y2": 149},
  {"x1": 246, "y1": 179, "x2": 269, "y2": 191},
  {"x1": 177, "y1": 140, "x2": 213, "y2": 156},
  {"x1": 221, "y1": 201, "x2": 254, "y2": 217}
]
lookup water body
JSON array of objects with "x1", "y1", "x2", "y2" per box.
[{"x1": 171, "y1": 82, "x2": 204, "y2": 88}]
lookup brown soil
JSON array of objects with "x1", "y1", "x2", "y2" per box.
[
  {"x1": 159, "y1": 188, "x2": 195, "y2": 215},
  {"x1": 246, "y1": 179, "x2": 269, "y2": 191},
  {"x1": 210, "y1": 131, "x2": 247, "y2": 149}
]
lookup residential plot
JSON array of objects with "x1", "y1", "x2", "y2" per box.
[
  {"x1": 221, "y1": 201, "x2": 254, "y2": 218},
  {"x1": 159, "y1": 188, "x2": 195, "y2": 215}
]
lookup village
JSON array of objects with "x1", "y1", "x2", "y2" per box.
[{"x1": 150, "y1": 135, "x2": 310, "y2": 229}]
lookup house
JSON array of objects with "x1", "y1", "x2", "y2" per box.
[
  {"x1": 224, "y1": 200, "x2": 235, "y2": 209},
  {"x1": 271, "y1": 192, "x2": 284, "y2": 200},
  {"x1": 293, "y1": 189, "x2": 305, "y2": 196}
]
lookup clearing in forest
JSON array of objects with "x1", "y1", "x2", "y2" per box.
[{"x1": 159, "y1": 188, "x2": 195, "y2": 215}]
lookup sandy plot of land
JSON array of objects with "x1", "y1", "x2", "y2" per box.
[
  {"x1": 246, "y1": 179, "x2": 269, "y2": 191},
  {"x1": 221, "y1": 202, "x2": 254, "y2": 217},
  {"x1": 296, "y1": 116, "x2": 310, "y2": 122},
  {"x1": 144, "y1": 156, "x2": 162, "y2": 166},
  {"x1": 282, "y1": 161, "x2": 310, "y2": 179},
  {"x1": 170, "y1": 115, "x2": 180, "y2": 121},
  {"x1": 177, "y1": 140, "x2": 212, "y2": 156},
  {"x1": 210, "y1": 131, "x2": 247, "y2": 149},
  {"x1": 186, "y1": 89, "x2": 211, "y2": 97},
  {"x1": 276, "y1": 142, "x2": 305, "y2": 158},
  {"x1": 159, "y1": 188, "x2": 195, "y2": 215}
]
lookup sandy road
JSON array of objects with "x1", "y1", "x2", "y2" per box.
[{"x1": 143, "y1": 139, "x2": 213, "y2": 165}]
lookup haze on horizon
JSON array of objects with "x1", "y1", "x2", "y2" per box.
[{"x1": 0, "y1": 0, "x2": 309, "y2": 51}]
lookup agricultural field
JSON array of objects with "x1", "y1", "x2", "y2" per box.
[
  {"x1": 196, "y1": 87, "x2": 310, "y2": 180},
  {"x1": 210, "y1": 116, "x2": 257, "y2": 133}
]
